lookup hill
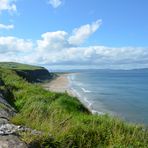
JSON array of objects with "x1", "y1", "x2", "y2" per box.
[
  {"x1": 0, "y1": 63, "x2": 147, "y2": 147},
  {"x1": 0, "y1": 62, "x2": 54, "y2": 82},
  {"x1": 0, "y1": 62, "x2": 44, "y2": 70}
]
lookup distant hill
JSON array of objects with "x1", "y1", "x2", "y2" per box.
[
  {"x1": 0, "y1": 62, "x2": 44, "y2": 70},
  {"x1": 0, "y1": 62, "x2": 54, "y2": 82},
  {"x1": 51, "y1": 68, "x2": 148, "y2": 73}
]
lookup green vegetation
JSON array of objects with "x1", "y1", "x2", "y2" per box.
[
  {"x1": 0, "y1": 62, "x2": 54, "y2": 83},
  {"x1": 0, "y1": 62, "x2": 44, "y2": 70},
  {"x1": 0, "y1": 103, "x2": 7, "y2": 109},
  {"x1": 0, "y1": 67, "x2": 148, "y2": 147}
]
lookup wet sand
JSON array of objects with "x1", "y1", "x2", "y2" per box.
[{"x1": 43, "y1": 74, "x2": 74, "y2": 95}]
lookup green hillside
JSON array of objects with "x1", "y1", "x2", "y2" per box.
[
  {"x1": 0, "y1": 62, "x2": 44, "y2": 70},
  {"x1": 0, "y1": 62, "x2": 54, "y2": 82},
  {"x1": 0, "y1": 65, "x2": 148, "y2": 147}
]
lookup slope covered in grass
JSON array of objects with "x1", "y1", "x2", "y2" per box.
[
  {"x1": 0, "y1": 62, "x2": 54, "y2": 82},
  {"x1": 0, "y1": 67, "x2": 148, "y2": 147},
  {"x1": 0, "y1": 62, "x2": 44, "y2": 70}
]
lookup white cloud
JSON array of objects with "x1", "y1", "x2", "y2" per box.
[
  {"x1": 36, "y1": 20, "x2": 102, "y2": 54},
  {"x1": 37, "y1": 31, "x2": 68, "y2": 51},
  {"x1": 48, "y1": 0, "x2": 62, "y2": 8},
  {"x1": 0, "y1": 36, "x2": 33, "y2": 53},
  {"x1": 0, "y1": 20, "x2": 148, "y2": 69},
  {"x1": 0, "y1": 0, "x2": 17, "y2": 13},
  {"x1": 68, "y1": 20, "x2": 102, "y2": 46},
  {"x1": 33, "y1": 37, "x2": 148, "y2": 68},
  {"x1": 0, "y1": 23, "x2": 14, "y2": 30}
]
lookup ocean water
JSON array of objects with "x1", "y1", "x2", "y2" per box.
[{"x1": 68, "y1": 69, "x2": 148, "y2": 125}]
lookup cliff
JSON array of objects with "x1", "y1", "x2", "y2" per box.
[
  {"x1": 15, "y1": 69, "x2": 54, "y2": 82},
  {"x1": 0, "y1": 62, "x2": 54, "y2": 82}
]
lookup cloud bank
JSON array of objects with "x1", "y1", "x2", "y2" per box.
[{"x1": 0, "y1": 20, "x2": 148, "y2": 69}]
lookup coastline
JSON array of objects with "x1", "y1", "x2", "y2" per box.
[
  {"x1": 42, "y1": 73, "x2": 93, "y2": 113},
  {"x1": 43, "y1": 73, "x2": 72, "y2": 93}
]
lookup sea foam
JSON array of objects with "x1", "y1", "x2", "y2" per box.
[{"x1": 81, "y1": 87, "x2": 91, "y2": 93}]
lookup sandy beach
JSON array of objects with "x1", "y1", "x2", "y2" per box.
[
  {"x1": 43, "y1": 73, "x2": 94, "y2": 113},
  {"x1": 43, "y1": 74, "x2": 74, "y2": 95}
]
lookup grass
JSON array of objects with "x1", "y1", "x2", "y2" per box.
[
  {"x1": 0, "y1": 103, "x2": 7, "y2": 109},
  {"x1": 0, "y1": 62, "x2": 44, "y2": 70},
  {"x1": 0, "y1": 62, "x2": 54, "y2": 83},
  {"x1": 0, "y1": 67, "x2": 148, "y2": 147}
]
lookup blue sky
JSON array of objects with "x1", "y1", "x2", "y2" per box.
[{"x1": 0, "y1": 0, "x2": 148, "y2": 69}]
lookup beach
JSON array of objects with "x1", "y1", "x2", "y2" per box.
[
  {"x1": 43, "y1": 69, "x2": 148, "y2": 124},
  {"x1": 43, "y1": 74, "x2": 74, "y2": 95},
  {"x1": 56, "y1": 70, "x2": 148, "y2": 124},
  {"x1": 42, "y1": 73, "x2": 96, "y2": 114}
]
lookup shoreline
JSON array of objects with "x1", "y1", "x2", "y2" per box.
[
  {"x1": 42, "y1": 73, "x2": 103, "y2": 115},
  {"x1": 44, "y1": 73, "x2": 148, "y2": 125},
  {"x1": 42, "y1": 73, "x2": 94, "y2": 113},
  {"x1": 43, "y1": 73, "x2": 72, "y2": 94}
]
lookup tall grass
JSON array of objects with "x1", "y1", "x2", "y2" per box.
[{"x1": 0, "y1": 68, "x2": 148, "y2": 147}]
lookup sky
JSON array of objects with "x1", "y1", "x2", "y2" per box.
[{"x1": 0, "y1": 0, "x2": 148, "y2": 70}]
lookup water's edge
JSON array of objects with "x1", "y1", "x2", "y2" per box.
[{"x1": 67, "y1": 70, "x2": 148, "y2": 125}]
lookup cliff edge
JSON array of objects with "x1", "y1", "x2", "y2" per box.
[{"x1": 0, "y1": 62, "x2": 54, "y2": 82}]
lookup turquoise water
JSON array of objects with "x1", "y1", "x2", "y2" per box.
[{"x1": 68, "y1": 69, "x2": 148, "y2": 124}]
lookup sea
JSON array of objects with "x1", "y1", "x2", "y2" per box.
[{"x1": 67, "y1": 69, "x2": 148, "y2": 125}]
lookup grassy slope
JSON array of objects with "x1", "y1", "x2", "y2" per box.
[
  {"x1": 0, "y1": 67, "x2": 148, "y2": 147},
  {"x1": 0, "y1": 62, "x2": 54, "y2": 83},
  {"x1": 0, "y1": 62, "x2": 44, "y2": 70}
]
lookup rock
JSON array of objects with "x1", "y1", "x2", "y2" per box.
[
  {"x1": 0, "y1": 95, "x2": 16, "y2": 118},
  {"x1": 0, "y1": 95, "x2": 11, "y2": 107},
  {"x1": 15, "y1": 68, "x2": 53, "y2": 83},
  {"x1": 0, "y1": 118, "x2": 8, "y2": 125},
  {"x1": 0, "y1": 94, "x2": 16, "y2": 124},
  {"x1": 0, "y1": 94, "x2": 28, "y2": 148},
  {"x1": 0, "y1": 108, "x2": 14, "y2": 122},
  {"x1": 0, "y1": 123, "x2": 42, "y2": 136},
  {"x1": 0, "y1": 135, "x2": 27, "y2": 148},
  {"x1": 0, "y1": 90, "x2": 44, "y2": 147}
]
